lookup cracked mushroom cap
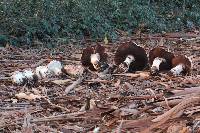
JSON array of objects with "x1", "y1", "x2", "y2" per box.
[
  {"x1": 35, "y1": 66, "x2": 49, "y2": 79},
  {"x1": 11, "y1": 69, "x2": 38, "y2": 86},
  {"x1": 23, "y1": 69, "x2": 35, "y2": 80},
  {"x1": 23, "y1": 69, "x2": 38, "y2": 85},
  {"x1": 149, "y1": 47, "x2": 175, "y2": 72},
  {"x1": 81, "y1": 44, "x2": 107, "y2": 71},
  {"x1": 11, "y1": 71, "x2": 25, "y2": 85},
  {"x1": 114, "y1": 41, "x2": 148, "y2": 72}
]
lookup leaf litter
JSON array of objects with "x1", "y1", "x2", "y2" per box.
[{"x1": 0, "y1": 33, "x2": 200, "y2": 132}]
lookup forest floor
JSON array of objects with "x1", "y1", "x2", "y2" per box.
[{"x1": 0, "y1": 32, "x2": 200, "y2": 133}]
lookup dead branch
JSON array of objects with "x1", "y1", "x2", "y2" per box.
[
  {"x1": 140, "y1": 96, "x2": 200, "y2": 133},
  {"x1": 171, "y1": 86, "x2": 200, "y2": 96},
  {"x1": 152, "y1": 96, "x2": 200, "y2": 123},
  {"x1": 65, "y1": 76, "x2": 84, "y2": 94}
]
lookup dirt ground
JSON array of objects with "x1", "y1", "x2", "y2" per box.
[{"x1": 0, "y1": 33, "x2": 200, "y2": 133}]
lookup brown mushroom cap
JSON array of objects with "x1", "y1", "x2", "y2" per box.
[
  {"x1": 81, "y1": 44, "x2": 107, "y2": 71},
  {"x1": 171, "y1": 55, "x2": 192, "y2": 75},
  {"x1": 114, "y1": 41, "x2": 148, "y2": 72},
  {"x1": 149, "y1": 47, "x2": 175, "y2": 71}
]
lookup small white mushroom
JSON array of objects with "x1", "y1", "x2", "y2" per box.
[
  {"x1": 47, "y1": 60, "x2": 63, "y2": 76},
  {"x1": 23, "y1": 69, "x2": 34, "y2": 80},
  {"x1": 11, "y1": 71, "x2": 25, "y2": 85},
  {"x1": 93, "y1": 127, "x2": 100, "y2": 133},
  {"x1": 35, "y1": 66, "x2": 49, "y2": 79}
]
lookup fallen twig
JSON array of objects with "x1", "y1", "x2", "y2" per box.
[
  {"x1": 0, "y1": 77, "x2": 11, "y2": 80},
  {"x1": 113, "y1": 72, "x2": 150, "y2": 78},
  {"x1": 30, "y1": 111, "x2": 100, "y2": 123},
  {"x1": 109, "y1": 93, "x2": 164, "y2": 101},
  {"x1": 65, "y1": 77, "x2": 84, "y2": 94},
  {"x1": 43, "y1": 97, "x2": 70, "y2": 112},
  {"x1": 116, "y1": 119, "x2": 124, "y2": 133},
  {"x1": 84, "y1": 79, "x2": 110, "y2": 83},
  {"x1": 171, "y1": 86, "x2": 200, "y2": 96},
  {"x1": 119, "y1": 118, "x2": 153, "y2": 132}
]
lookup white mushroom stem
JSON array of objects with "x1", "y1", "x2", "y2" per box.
[
  {"x1": 170, "y1": 64, "x2": 185, "y2": 76},
  {"x1": 90, "y1": 53, "x2": 100, "y2": 70},
  {"x1": 151, "y1": 57, "x2": 166, "y2": 71},
  {"x1": 124, "y1": 55, "x2": 135, "y2": 66}
]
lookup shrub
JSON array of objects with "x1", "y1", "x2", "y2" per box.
[{"x1": 0, "y1": 0, "x2": 200, "y2": 46}]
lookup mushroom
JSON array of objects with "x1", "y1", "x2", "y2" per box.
[{"x1": 114, "y1": 41, "x2": 148, "y2": 73}]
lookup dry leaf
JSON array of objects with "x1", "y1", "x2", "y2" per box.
[
  {"x1": 114, "y1": 79, "x2": 121, "y2": 88},
  {"x1": 15, "y1": 92, "x2": 27, "y2": 99},
  {"x1": 22, "y1": 113, "x2": 32, "y2": 133},
  {"x1": 51, "y1": 79, "x2": 71, "y2": 85},
  {"x1": 32, "y1": 88, "x2": 41, "y2": 95},
  {"x1": 11, "y1": 98, "x2": 18, "y2": 103},
  {"x1": 167, "y1": 122, "x2": 190, "y2": 133},
  {"x1": 29, "y1": 93, "x2": 42, "y2": 100},
  {"x1": 71, "y1": 53, "x2": 82, "y2": 59},
  {"x1": 104, "y1": 35, "x2": 109, "y2": 45},
  {"x1": 139, "y1": 72, "x2": 150, "y2": 79},
  {"x1": 15, "y1": 92, "x2": 42, "y2": 100},
  {"x1": 158, "y1": 37, "x2": 165, "y2": 46},
  {"x1": 63, "y1": 64, "x2": 84, "y2": 76},
  {"x1": 61, "y1": 125, "x2": 84, "y2": 132},
  {"x1": 79, "y1": 98, "x2": 96, "y2": 111}
]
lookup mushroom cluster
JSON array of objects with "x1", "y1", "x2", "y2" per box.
[
  {"x1": 11, "y1": 41, "x2": 192, "y2": 86},
  {"x1": 11, "y1": 60, "x2": 64, "y2": 85},
  {"x1": 80, "y1": 42, "x2": 192, "y2": 76},
  {"x1": 149, "y1": 47, "x2": 192, "y2": 76}
]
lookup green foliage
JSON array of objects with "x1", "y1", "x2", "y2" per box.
[{"x1": 0, "y1": 0, "x2": 200, "y2": 46}]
